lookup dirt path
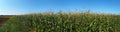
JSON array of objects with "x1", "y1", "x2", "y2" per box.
[{"x1": 0, "y1": 17, "x2": 10, "y2": 27}]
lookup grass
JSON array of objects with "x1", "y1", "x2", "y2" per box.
[{"x1": 0, "y1": 12, "x2": 119, "y2": 32}]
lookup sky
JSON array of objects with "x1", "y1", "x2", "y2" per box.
[{"x1": 0, "y1": 0, "x2": 120, "y2": 15}]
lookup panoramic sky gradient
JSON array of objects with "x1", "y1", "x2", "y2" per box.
[{"x1": 0, "y1": 0, "x2": 120, "y2": 15}]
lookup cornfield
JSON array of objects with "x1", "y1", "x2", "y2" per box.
[{"x1": 0, "y1": 12, "x2": 120, "y2": 32}]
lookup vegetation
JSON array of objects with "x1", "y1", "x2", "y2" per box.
[{"x1": 0, "y1": 12, "x2": 119, "y2": 32}]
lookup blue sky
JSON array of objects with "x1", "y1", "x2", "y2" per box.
[{"x1": 0, "y1": 0, "x2": 120, "y2": 15}]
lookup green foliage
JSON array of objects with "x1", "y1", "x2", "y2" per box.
[{"x1": 0, "y1": 12, "x2": 120, "y2": 32}]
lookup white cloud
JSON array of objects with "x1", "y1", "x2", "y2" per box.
[{"x1": 0, "y1": 9, "x2": 25, "y2": 15}]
